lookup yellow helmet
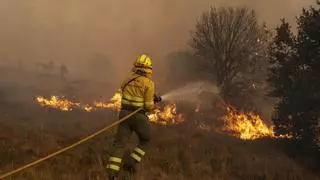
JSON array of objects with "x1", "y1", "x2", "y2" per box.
[
  {"x1": 134, "y1": 54, "x2": 152, "y2": 69},
  {"x1": 132, "y1": 54, "x2": 153, "y2": 75}
]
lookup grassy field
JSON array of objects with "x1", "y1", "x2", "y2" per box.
[{"x1": 0, "y1": 69, "x2": 319, "y2": 180}]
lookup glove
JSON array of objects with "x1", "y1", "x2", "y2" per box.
[{"x1": 154, "y1": 94, "x2": 162, "y2": 104}]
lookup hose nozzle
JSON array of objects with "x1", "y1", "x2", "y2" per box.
[{"x1": 154, "y1": 94, "x2": 162, "y2": 104}]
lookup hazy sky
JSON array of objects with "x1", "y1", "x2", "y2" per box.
[{"x1": 0, "y1": 0, "x2": 315, "y2": 78}]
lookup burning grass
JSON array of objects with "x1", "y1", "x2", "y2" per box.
[
  {"x1": 36, "y1": 96, "x2": 80, "y2": 111},
  {"x1": 0, "y1": 92, "x2": 316, "y2": 179},
  {"x1": 148, "y1": 104, "x2": 185, "y2": 125},
  {"x1": 35, "y1": 92, "x2": 185, "y2": 126},
  {"x1": 35, "y1": 92, "x2": 294, "y2": 140},
  {"x1": 222, "y1": 106, "x2": 292, "y2": 140}
]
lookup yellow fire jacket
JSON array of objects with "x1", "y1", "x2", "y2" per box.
[{"x1": 120, "y1": 73, "x2": 155, "y2": 111}]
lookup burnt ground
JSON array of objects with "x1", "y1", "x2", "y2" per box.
[{"x1": 0, "y1": 68, "x2": 319, "y2": 180}]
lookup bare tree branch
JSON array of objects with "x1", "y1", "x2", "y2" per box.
[{"x1": 190, "y1": 7, "x2": 268, "y2": 98}]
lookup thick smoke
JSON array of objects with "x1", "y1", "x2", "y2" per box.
[{"x1": 0, "y1": 0, "x2": 315, "y2": 82}]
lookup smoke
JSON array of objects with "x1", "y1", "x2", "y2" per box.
[
  {"x1": 162, "y1": 81, "x2": 220, "y2": 102},
  {"x1": 0, "y1": 0, "x2": 315, "y2": 83}
]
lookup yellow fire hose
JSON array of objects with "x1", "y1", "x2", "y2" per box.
[{"x1": 0, "y1": 108, "x2": 142, "y2": 179}]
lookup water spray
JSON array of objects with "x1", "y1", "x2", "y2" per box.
[{"x1": 160, "y1": 81, "x2": 221, "y2": 103}]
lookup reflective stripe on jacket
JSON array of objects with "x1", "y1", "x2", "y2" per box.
[{"x1": 121, "y1": 74, "x2": 155, "y2": 111}]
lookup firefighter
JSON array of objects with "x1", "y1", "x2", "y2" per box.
[{"x1": 107, "y1": 54, "x2": 162, "y2": 179}]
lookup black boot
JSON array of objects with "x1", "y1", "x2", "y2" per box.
[
  {"x1": 122, "y1": 163, "x2": 136, "y2": 180},
  {"x1": 108, "y1": 175, "x2": 117, "y2": 180},
  {"x1": 107, "y1": 170, "x2": 119, "y2": 180}
]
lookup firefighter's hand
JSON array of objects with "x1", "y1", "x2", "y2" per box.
[{"x1": 154, "y1": 94, "x2": 162, "y2": 104}]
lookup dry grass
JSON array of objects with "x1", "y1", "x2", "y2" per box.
[
  {"x1": 0, "y1": 70, "x2": 319, "y2": 180},
  {"x1": 0, "y1": 102, "x2": 318, "y2": 180}
]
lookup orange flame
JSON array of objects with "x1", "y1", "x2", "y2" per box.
[
  {"x1": 35, "y1": 94, "x2": 296, "y2": 139},
  {"x1": 83, "y1": 105, "x2": 94, "y2": 112},
  {"x1": 90, "y1": 92, "x2": 184, "y2": 125},
  {"x1": 93, "y1": 92, "x2": 121, "y2": 110},
  {"x1": 36, "y1": 96, "x2": 80, "y2": 111},
  {"x1": 148, "y1": 104, "x2": 185, "y2": 125},
  {"x1": 100, "y1": 92, "x2": 185, "y2": 125},
  {"x1": 222, "y1": 106, "x2": 292, "y2": 140},
  {"x1": 35, "y1": 92, "x2": 184, "y2": 125}
]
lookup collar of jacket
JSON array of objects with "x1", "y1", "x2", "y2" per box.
[{"x1": 135, "y1": 70, "x2": 147, "y2": 77}]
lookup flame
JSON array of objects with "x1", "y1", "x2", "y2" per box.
[
  {"x1": 36, "y1": 96, "x2": 80, "y2": 111},
  {"x1": 83, "y1": 105, "x2": 94, "y2": 112},
  {"x1": 94, "y1": 92, "x2": 122, "y2": 110},
  {"x1": 35, "y1": 93, "x2": 296, "y2": 139},
  {"x1": 35, "y1": 92, "x2": 184, "y2": 125},
  {"x1": 91, "y1": 92, "x2": 185, "y2": 125},
  {"x1": 148, "y1": 104, "x2": 185, "y2": 125},
  {"x1": 222, "y1": 106, "x2": 292, "y2": 140}
]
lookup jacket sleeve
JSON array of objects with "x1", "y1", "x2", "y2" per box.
[{"x1": 144, "y1": 79, "x2": 155, "y2": 111}]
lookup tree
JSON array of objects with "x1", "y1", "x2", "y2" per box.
[
  {"x1": 268, "y1": 4, "x2": 320, "y2": 157},
  {"x1": 267, "y1": 19, "x2": 297, "y2": 136},
  {"x1": 190, "y1": 7, "x2": 270, "y2": 102}
]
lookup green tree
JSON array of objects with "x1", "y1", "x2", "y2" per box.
[{"x1": 267, "y1": 4, "x2": 320, "y2": 156}]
